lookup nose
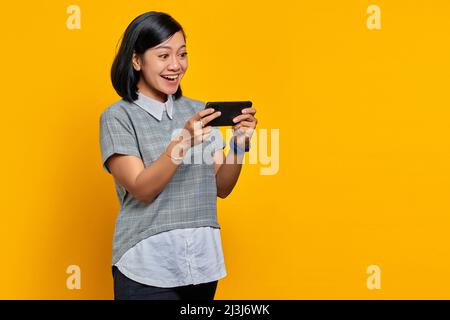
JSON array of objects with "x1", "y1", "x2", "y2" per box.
[{"x1": 168, "y1": 55, "x2": 181, "y2": 71}]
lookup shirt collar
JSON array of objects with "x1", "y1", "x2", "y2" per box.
[{"x1": 132, "y1": 91, "x2": 174, "y2": 121}]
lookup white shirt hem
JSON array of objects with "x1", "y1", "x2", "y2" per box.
[{"x1": 115, "y1": 264, "x2": 227, "y2": 288}]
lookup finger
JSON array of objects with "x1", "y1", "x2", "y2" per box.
[
  {"x1": 237, "y1": 120, "x2": 255, "y2": 127},
  {"x1": 202, "y1": 126, "x2": 212, "y2": 135},
  {"x1": 193, "y1": 120, "x2": 203, "y2": 133},
  {"x1": 237, "y1": 125, "x2": 255, "y2": 134},
  {"x1": 200, "y1": 111, "x2": 222, "y2": 126},
  {"x1": 232, "y1": 114, "x2": 253, "y2": 123},
  {"x1": 202, "y1": 132, "x2": 211, "y2": 141},
  {"x1": 193, "y1": 128, "x2": 203, "y2": 142},
  {"x1": 242, "y1": 107, "x2": 256, "y2": 115},
  {"x1": 192, "y1": 108, "x2": 215, "y2": 121},
  {"x1": 233, "y1": 125, "x2": 245, "y2": 134},
  {"x1": 245, "y1": 115, "x2": 257, "y2": 123}
]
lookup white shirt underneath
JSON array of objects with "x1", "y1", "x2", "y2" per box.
[{"x1": 114, "y1": 226, "x2": 227, "y2": 288}]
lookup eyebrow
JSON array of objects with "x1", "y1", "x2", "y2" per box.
[{"x1": 154, "y1": 44, "x2": 186, "y2": 50}]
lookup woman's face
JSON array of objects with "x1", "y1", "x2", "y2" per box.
[{"x1": 132, "y1": 31, "x2": 188, "y2": 102}]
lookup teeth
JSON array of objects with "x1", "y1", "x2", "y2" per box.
[{"x1": 162, "y1": 75, "x2": 179, "y2": 80}]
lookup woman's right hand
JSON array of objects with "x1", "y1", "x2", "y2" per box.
[
  {"x1": 178, "y1": 108, "x2": 222, "y2": 150},
  {"x1": 166, "y1": 108, "x2": 221, "y2": 163}
]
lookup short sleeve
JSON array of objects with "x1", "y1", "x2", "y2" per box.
[
  {"x1": 209, "y1": 127, "x2": 226, "y2": 152},
  {"x1": 99, "y1": 111, "x2": 141, "y2": 174}
]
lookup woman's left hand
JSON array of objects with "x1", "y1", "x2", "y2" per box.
[{"x1": 232, "y1": 107, "x2": 258, "y2": 148}]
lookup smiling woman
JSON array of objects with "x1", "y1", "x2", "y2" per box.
[
  {"x1": 111, "y1": 12, "x2": 187, "y2": 103},
  {"x1": 100, "y1": 11, "x2": 257, "y2": 301}
]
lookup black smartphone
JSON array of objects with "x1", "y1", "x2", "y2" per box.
[{"x1": 204, "y1": 101, "x2": 253, "y2": 127}]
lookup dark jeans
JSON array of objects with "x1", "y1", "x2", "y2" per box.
[{"x1": 112, "y1": 266, "x2": 218, "y2": 300}]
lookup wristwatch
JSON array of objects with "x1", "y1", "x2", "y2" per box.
[{"x1": 229, "y1": 138, "x2": 250, "y2": 154}]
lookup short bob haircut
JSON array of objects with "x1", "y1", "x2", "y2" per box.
[{"x1": 111, "y1": 11, "x2": 186, "y2": 102}]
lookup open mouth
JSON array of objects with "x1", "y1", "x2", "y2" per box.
[{"x1": 161, "y1": 74, "x2": 180, "y2": 81}]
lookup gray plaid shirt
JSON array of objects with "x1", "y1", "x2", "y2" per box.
[{"x1": 99, "y1": 93, "x2": 225, "y2": 265}]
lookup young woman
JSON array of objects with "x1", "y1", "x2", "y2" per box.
[{"x1": 99, "y1": 11, "x2": 257, "y2": 300}]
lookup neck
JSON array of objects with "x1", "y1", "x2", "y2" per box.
[{"x1": 137, "y1": 81, "x2": 167, "y2": 103}]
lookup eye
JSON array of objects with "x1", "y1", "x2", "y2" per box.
[
  {"x1": 159, "y1": 54, "x2": 169, "y2": 59},
  {"x1": 179, "y1": 52, "x2": 188, "y2": 58}
]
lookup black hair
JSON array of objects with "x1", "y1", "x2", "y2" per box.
[{"x1": 111, "y1": 11, "x2": 185, "y2": 102}]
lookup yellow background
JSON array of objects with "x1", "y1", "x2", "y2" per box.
[{"x1": 1, "y1": 0, "x2": 450, "y2": 299}]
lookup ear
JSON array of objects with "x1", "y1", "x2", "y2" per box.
[{"x1": 132, "y1": 52, "x2": 141, "y2": 71}]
